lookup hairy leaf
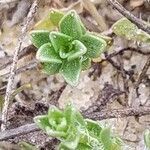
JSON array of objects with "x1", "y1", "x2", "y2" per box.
[
  {"x1": 59, "y1": 10, "x2": 83, "y2": 39},
  {"x1": 34, "y1": 115, "x2": 50, "y2": 131},
  {"x1": 33, "y1": 9, "x2": 64, "y2": 31},
  {"x1": 49, "y1": 9, "x2": 64, "y2": 26},
  {"x1": 59, "y1": 58, "x2": 82, "y2": 86},
  {"x1": 81, "y1": 33, "x2": 107, "y2": 58},
  {"x1": 41, "y1": 62, "x2": 61, "y2": 75},
  {"x1": 36, "y1": 43, "x2": 62, "y2": 63},
  {"x1": 30, "y1": 30, "x2": 50, "y2": 48},
  {"x1": 85, "y1": 119, "x2": 102, "y2": 139},
  {"x1": 81, "y1": 58, "x2": 91, "y2": 71},
  {"x1": 112, "y1": 18, "x2": 150, "y2": 43},
  {"x1": 50, "y1": 31, "x2": 72, "y2": 53},
  {"x1": 144, "y1": 129, "x2": 150, "y2": 149},
  {"x1": 100, "y1": 128, "x2": 112, "y2": 150},
  {"x1": 67, "y1": 40, "x2": 87, "y2": 61}
]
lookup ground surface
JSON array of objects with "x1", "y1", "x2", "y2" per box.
[{"x1": 0, "y1": 0, "x2": 150, "y2": 149}]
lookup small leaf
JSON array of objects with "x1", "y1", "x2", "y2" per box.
[
  {"x1": 49, "y1": 9, "x2": 64, "y2": 26},
  {"x1": 48, "y1": 107, "x2": 64, "y2": 127},
  {"x1": 81, "y1": 33, "x2": 107, "y2": 58},
  {"x1": 45, "y1": 126, "x2": 67, "y2": 138},
  {"x1": 81, "y1": 58, "x2": 91, "y2": 71},
  {"x1": 33, "y1": 9, "x2": 64, "y2": 31},
  {"x1": 50, "y1": 31, "x2": 72, "y2": 53},
  {"x1": 112, "y1": 18, "x2": 137, "y2": 40},
  {"x1": 34, "y1": 115, "x2": 49, "y2": 131},
  {"x1": 77, "y1": 143, "x2": 91, "y2": 150},
  {"x1": 67, "y1": 40, "x2": 87, "y2": 61},
  {"x1": 33, "y1": 15, "x2": 55, "y2": 31},
  {"x1": 41, "y1": 62, "x2": 61, "y2": 75},
  {"x1": 144, "y1": 129, "x2": 150, "y2": 149},
  {"x1": 59, "y1": 48, "x2": 71, "y2": 59},
  {"x1": 112, "y1": 18, "x2": 150, "y2": 43},
  {"x1": 36, "y1": 43, "x2": 62, "y2": 63},
  {"x1": 59, "y1": 10, "x2": 83, "y2": 39},
  {"x1": 61, "y1": 126, "x2": 80, "y2": 149},
  {"x1": 30, "y1": 30, "x2": 50, "y2": 48},
  {"x1": 59, "y1": 58, "x2": 82, "y2": 86},
  {"x1": 91, "y1": 32, "x2": 113, "y2": 46},
  {"x1": 100, "y1": 127, "x2": 112, "y2": 150},
  {"x1": 85, "y1": 119, "x2": 102, "y2": 139}
]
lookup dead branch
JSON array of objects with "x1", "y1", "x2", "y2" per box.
[
  {"x1": 0, "y1": 123, "x2": 39, "y2": 141},
  {"x1": 0, "y1": 60, "x2": 38, "y2": 78},
  {"x1": 83, "y1": 83, "x2": 125, "y2": 115},
  {"x1": 85, "y1": 106, "x2": 150, "y2": 120},
  {"x1": 107, "y1": 47, "x2": 150, "y2": 58},
  {"x1": 107, "y1": 0, "x2": 150, "y2": 34},
  {"x1": 0, "y1": 106, "x2": 150, "y2": 141},
  {"x1": 104, "y1": 51, "x2": 133, "y2": 77},
  {"x1": 135, "y1": 56, "x2": 150, "y2": 96},
  {"x1": 1, "y1": 0, "x2": 38, "y2": 131}
]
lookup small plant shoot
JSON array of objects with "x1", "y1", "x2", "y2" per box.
[
  {"x1": 112, "y1": 18, "x2": 150, "y2": 43},
  {"x1": 144, "y1": 129, "x2": 150, "y2": 149},
  {"x1": 34, "y1": 105, "x2": 122, "y2": 150},
  {"x1": 30, "y1": 10, "x2": 107, "y2": 86}
]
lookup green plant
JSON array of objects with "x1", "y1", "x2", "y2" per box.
[
  {"x1": 34, "y1": 105, "x2": 122, "y2": 150},
  {"x1": 144, "y1": 129, "x2": 150, "y2": 149},
  {"x1": 112, "y1": 18, "x2": 150, "y2": 43},
  {"x1": 30, "y1": 10, "x2": 107, "y2": 86}
]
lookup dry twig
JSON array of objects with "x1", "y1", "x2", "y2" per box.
[
  {"x1": 85, "y1": 106, "x2": 150, "y2": 120},
  {"x1": 0, "y1": 106, "x2": 150, "y2": 141},
  {"x1": 0, "y1": 60, "x2": 38, "y2": 78},
  {"x1": 1, "y1": 0, "x2": 38, "y2": 131},
  {"x1": 134, "y1": 56, "x2": 150, "y2": 97}
]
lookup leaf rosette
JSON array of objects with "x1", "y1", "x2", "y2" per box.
[
  {"x1": 30, "y1": 10, "x2": 107, "y2": 86},
  {"x1": 34, "y1": 105, "x2": 123, "y2": 150}
]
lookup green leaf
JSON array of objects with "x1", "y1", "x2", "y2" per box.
[
  {"x1": 61, "y1": 126, "x2": 80, "y2": 149},
  {"x1": 48, "y1": 107, "x2": 64, "y2": 127},
  {"x1": 34, "y1": 115, "x2": 49, "y2": 131},
  {"x1": 33, "y1": 9, "x2": 64, "y2": 31},
  {"x1": 50, "y1": 31, "x2": 72, "y2": 53},
  {"x1": 91, "y1": 32, "x2": 113, "y2": 46},
  {"x1": 45, "y1": 126, "x2": 67, "y2": 138},
  {"x1": 112, "y1": 18, "x2": 150, "y2": 43},
  {"x1": 85, "y1": 119, "x2": 102, "y2": 139},
  {"x1": 144, "y1": 129, "x2": 150, "y2": 149},
  {"x1": 111, "y1": 137, "x2": 123, "y2": 150},
  {"x1": 30, "y1": 30, "x2": 50, "y2": 48},
  {"x1": 59, "y1": 10, "x2": 83, "y2": 39},
  {"x1": 77, "y1": 143, "x2": 91, "y2": 150},
  {"x1": 33, "y1": 15, "x2": 55, "y2": 31},
  {"x1": 81, "y1": 58, "x2": 91, "y2": 71},
  {"x1": 49, "y1": 9, "x2": 64, "y2": 26},
  {"x1": 67, "y1": 40, "x2": 87, "y2": 61},
  {"x1": 41, "y1": 62, "x2": 61, "y2": 75},
  {"x1": 36, "y1": 43, "x2": 62, "y2": 63},
  {"x1": 100, "y1": 127, "x2": 112, "y2": 150},
  {"x1": 59, "y1": 48, "x2": 71, "y2": 59},
  {"x1": 81, "y1": 33, "x2": 107, "y2": 58},
  {"x1": 59, "y1": 58, "x2": 82, "y2": 86}
]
